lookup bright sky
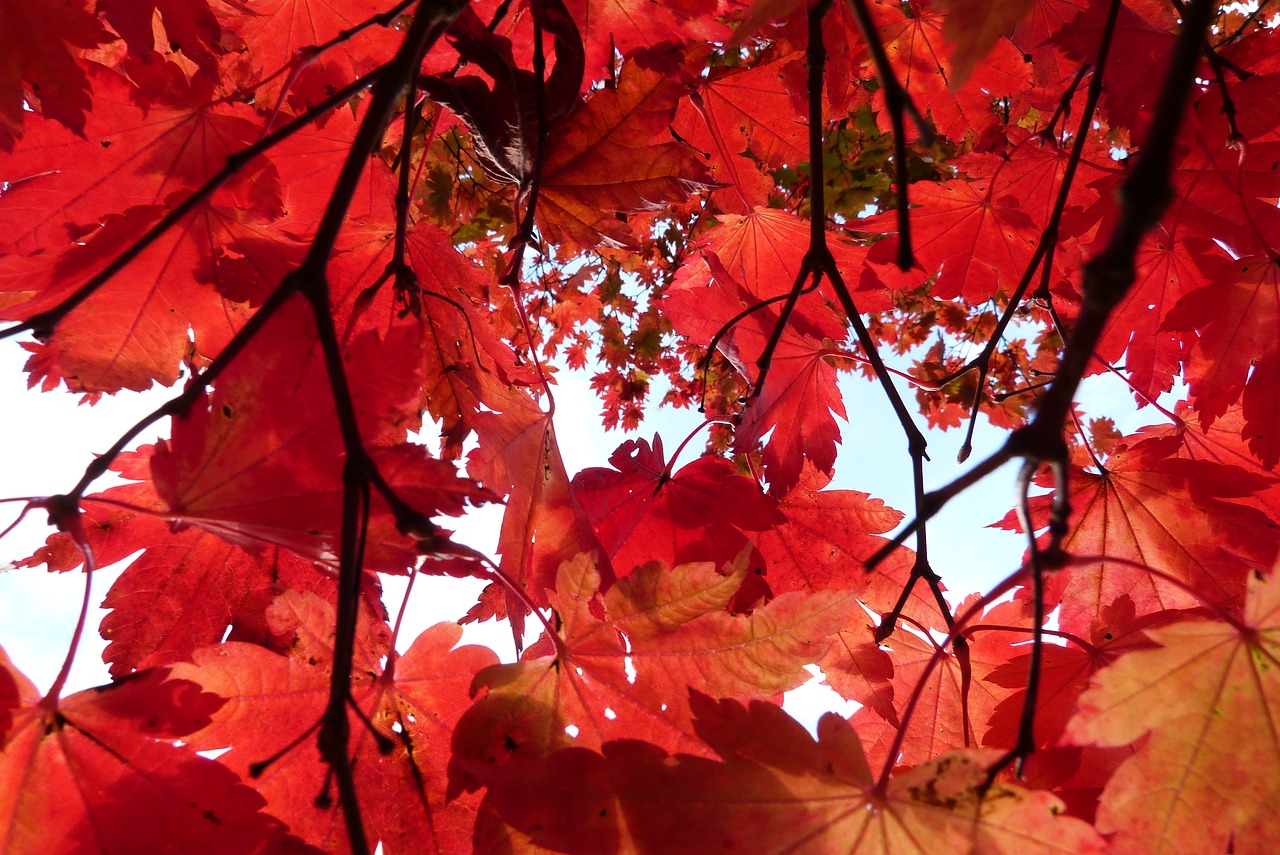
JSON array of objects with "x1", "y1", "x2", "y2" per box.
[{"x1": 0, "y1": 332, "x2": 1159, "y2": 729}]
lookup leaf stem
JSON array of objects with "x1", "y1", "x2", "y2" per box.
[
  {"x1": 983, "y1": 461, "x2": 1051, "y2": 782},
  {"x1": 873, "y1": 564, "x2": 1027, "y2": 794},
  {"x1": 41, "y1": 504, "x2": 96, "y2": 705},
  {"x1": 868, "y1": 0, "x2": 1214, "y2": 571},
  {"x1": 501, "y1": 18, "x2": 558, "y2": 417}
]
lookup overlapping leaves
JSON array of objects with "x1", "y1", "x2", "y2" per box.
[{"x1": 4, "y1": 0, "x2": 1280, "y2": 853}]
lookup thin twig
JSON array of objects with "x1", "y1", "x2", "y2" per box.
[
  {"x1": 945, "y1": 0, "x2": 1124, "y2": 463},
  {"x1": 982, "y1": 460, "x2": 1048, "y2": 782},
  {"x1": 845, "y1": 0, "x2": 934, "y2": 270},
  {"x1": 501, "y1": 19, "x2": 558, "y2": 417},
  {"x1": 1222, "y1": 0, "x2": 1273, "y2": 46},
  {"x1": 867, "y1": 0, "x2": 1215, "y2": 580},
  {"x1": 287, "y1": 4, "x2": 472, "y2": 849},
  {"x1": 258, "y1": 0, "x2": 420, "y2": 134},
  {"x1": 873, "y1": 565, "x2": 1028, "y2": 795},
  {"x1": 783, "y1": 1, "x2": 958, "y2": 642}
]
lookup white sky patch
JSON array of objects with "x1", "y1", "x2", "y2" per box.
[
  {"x1": 783, "y1": 664, "x2": 862, "y2": 735},
  {"x1": 0, "y1": 345, "x2": 170, "y2": 693}
]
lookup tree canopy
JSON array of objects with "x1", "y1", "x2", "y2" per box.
[{"x1": 2, "y1": 0, "x2": 1280, "y2": 853}]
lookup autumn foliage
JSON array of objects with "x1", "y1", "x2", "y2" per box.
[{"x1": 3, "y1": 0, "x2": 1280, "y2": 852}]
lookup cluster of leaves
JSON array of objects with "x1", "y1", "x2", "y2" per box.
[{"x1": 2, "y1": 0, "x2": 1280, "y2": 853}]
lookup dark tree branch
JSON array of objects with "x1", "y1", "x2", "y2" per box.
[
  {"x1": 391, "y1": 94, "x2": 422, "y2": 306},
  {"x1": 867, "y1": 0, "x2": 1214, "y2": 575},
  {"x1": 872, "y1": 563, "x2": 1029, "y2": 795},
  {"x1": 507, "y1": 20, "x2": 550, "y2": 288},
  {"x1": 1020, "y1": 0, "x2": 1212, "y2": 441},
  {"x1": 1170, "y1": 0, "x2": 1244, "y2": 143},
  {"x1": 983, "y1": 460, "x2": 1049, "y2": 782},
  {"x1": 28, "y1": 4, "x2": 474, "y2": 852},
  {"x1": 1169, "y1": 0, "x2": 1253, "y2": 82},
  {"x1": 754, "y1": 0, "x2": 959, "y2": 645},
  {"x1": 498, "y1": 18, "x2": 557, "y2": 421},
  {"x1": 945, "y1": 0, "x2": 1123, "y2": 463},
  {"x1": 698, "y1": 280, "x2": 819, "y2": 411},
  {"x1": 287, "y1": 5, "x2": 472, "y2": 851},
  {"x1": 1040, "y1": 62, "x2": 1089, "y2": 140},
  {"x1": 845, "y1": 0, "x2": 934, "y2": 270}
]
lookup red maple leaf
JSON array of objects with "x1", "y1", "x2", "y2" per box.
[
  {"x1": 933, "y1": 0, "x2": 1038, "y2": 87},
  {"x1": 1052, "y1": 0, "x2": 1178, "y2": 135},
  {"x1": 171, "y1": 590, "x2": 498, "y2": 853},
  {"x1": 750, "y1": 462, "x2": 938, "y2": 625},
  {"x1": 860, "y1": 148, "x2": 1055, "y2": 302},
  {"x1": 215, "y1": 0, "x2": 404, "y2": 114},
  {"x1": 829, "y1": 610, "x2": 1018, "y2": 772},
  {"x1": 327, "y1": 160, "x2": 537, "y2": 458},
  {"x1": 1165, "y1": 250, "x2": 1280, "y2": 467},
  {"x1": 0, "y1": 651, "x2": 312, "y2": 854},
  {"x1": 562, "y1": 0, "x2": 729, "y2": 82},
  {"x1": 0, "y1": 0, "x2": 110, "y2": 149},
  {"x1": 1093, "y1": 230, "x2": 1197, "y2": 403},
  {"x1": 150, "y1": 298, "x2": 493, "y2": 571},
  {"x1": 669, "y1": 48, "x2": 809, "y2": 212},
  {"x1": 3, "y1": 1, "x2": 1280, "y2": 851},
  {"x1": 872, "y1": 0, "x2": 1032, "y2": 141},
  {"x1": 678, "y1": 205, "x2": 880, "y2": 315},
  {"x1": 662, "y1": 258, "x2": 848, "y2": 496},
  {"x1": 572, "y1": 434, "x2": 783, "y2": 578},
  {"x1": 0, "y1": 62, "x2": 280, "y2": 256},
  {"x1": 6, "y1": 201, "x2": 300, "y2": 393},
  {"x1": 98, "y1": 0, "x2": 224, "y2": 78}
]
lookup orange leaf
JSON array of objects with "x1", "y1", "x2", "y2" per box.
[
  {"x1": 485, "y1": 696, "x2": 1104, "y2": 854},
  {"x1": 538, "y1": 50, "x2": 715, "y2": 250},
  {"x1": 450, "y1": 552, "x2": 855, "y2": 793},
  {"x1": 1066, "y1": 567, "x2": 1280, "y2": 854},
  {"x1": 465, "y1": 379, "x2": 606, "y2": 616}
]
